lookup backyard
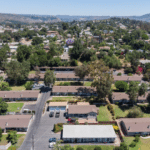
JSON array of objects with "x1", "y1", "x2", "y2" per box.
[
  {"x1": 97, "y1": 105, "x2": 113, "y2": 121},
  {"x1": 7, "y1": 103, "x2": 24, "y2": 112},
  {"x1": 0, "y1": 134, "x2": 25, "y2": 150},
  {"x1": 113, "y1": 104, "x2": 150, "y2": 118},
  {"x1": 52, "y1": 96, "x2": 78, "y2": 101},
  {"x1": 55, "y1": 81, "x2": 92, "y2": 86},
  {"x1": 10, "y1": 85, "x2": 25, "y2": 91},
  {"x1": 124, "y1": 136, "x2": 150, "y2": 150}
]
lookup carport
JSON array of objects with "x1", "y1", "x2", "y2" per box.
[{"x1": 48, "y1": 102, "x2": 68, "y2": 111}]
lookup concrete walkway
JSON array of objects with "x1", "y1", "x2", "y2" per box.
[{"x1": 141, "y1": 136, "x2": 150, "y2": 139}]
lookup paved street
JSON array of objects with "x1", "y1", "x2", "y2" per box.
[{"x1": 19, "y1": 89, "x2": 51, "y2": 150}]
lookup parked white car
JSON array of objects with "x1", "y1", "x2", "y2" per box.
[{"x1": 49, "y1": 142, "x2": 56, "y2": 148}]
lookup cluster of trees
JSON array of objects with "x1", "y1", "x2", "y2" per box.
[{"x1": 0, "y1": 98, "x2": 8, "y2": 115}]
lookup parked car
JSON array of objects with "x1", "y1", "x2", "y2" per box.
[
  {"x1": 49, "y1": 137, "x2": 56, "y2": 143},
  {"x1": 49, "y1": 142, "x2": 56, "y2": 148},
  {"x1": 55, "y1": 111, "x2": 60, "y2": 118},
  {"x1": 49, "y1": 111, "x2": 54, "y2": 117}
]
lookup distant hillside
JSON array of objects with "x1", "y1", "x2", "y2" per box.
[
  {"x1": 0, "y1": 13, "x2": 61, "y2": 24},
  {"x1": 0, "y1": 13, "x2": 150, "y2": 24}
]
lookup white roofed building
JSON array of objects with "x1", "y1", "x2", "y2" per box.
[{"x1": 63, "y1": 125, "x2": 117, "y2": 143}]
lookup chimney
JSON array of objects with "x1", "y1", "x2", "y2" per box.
[
  {"x1": 128, "y1": 126, "x2": 130, "y2": 130},
  {"x1": 5, "y1": 122, "x2": 8, "y2": 127},
  {"x1": 148, "y1": 125, "x2": 150, "y2": 128},
  {"x1": 4, "y1": 94, "x2": 6, "y2": 97}
]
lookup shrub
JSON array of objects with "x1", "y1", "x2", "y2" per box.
[
  {"x1": 116, "y1": 116, "x2": 121, "y2": 119},
  {"x1": 115, "y1": 102, "x2": 119, "y2": 105},
  {"x1": 134, "y1": 135, "x2": 140, "y2": 143},
  {"x1": 112, "y1": 116, "x2": 115, "y2": 120},
  {"x1": 107, "y1": 104, "x2": 113, "y2": 111},
  {"x1": 129, "y1": 141, "x2": 136, "y2": 147},
  {"x1": 115, "y1": 81, "x2": 128, "y2": 92},
  {"x1": 113, "y1": 126, "x2": 119, "y2": 132},
  {"x1": 57, "y1": 123, "x2": 63, "y2": 128},
  {"x1": 76, "y1": 146, "x2": 84, "y2": 150},
  {"x1": 128, "y1": 73, "x2": 132, "y2": 76},
  {"x1": 94, "y1": 146, "x2": 102, "y2": 150},
  {"x1": 127, "y1": 106, "x2": 143, "y2": 118},
  {"x1": 117, "y1": 73, "x2": 122, "y2": 76},
  {"x1": 84, "y1": 122, "x2": 88, "y2": 125},
  {"x1": 125, "y1": 67, "x2": 133, "y2": 73}
]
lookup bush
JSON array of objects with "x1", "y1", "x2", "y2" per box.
[
  {"x1": 134, "y1": 135, "x2": 140, "y2": 143},
  {"x1": 115, "y1": 102, "x2": 119, "y2": 105},
  {"x1": 76, "y1": 146, "x2": 84, "y2": 150},
  {"x1": 127, "y1": 106, "x2": 143, "y2": 118},
  {"x1": 116, "y1": 116, "x2": 121, "y2": 119},
  {"x1": 129, "y1": 141, "x2": 136, "y2": 147},
  {"x1": 115, "y1": 81, "x2": 128, "y2": 92},
  {"x1": 128, "y1": 73, "x2": 132, "y2": 76},
  {"x1": 107, "y1": 104, "x2": 113, "y2": 111},
  {"x1": 117, "y1": 73, "x2": 122, "y2": 76},
  {"x1": 125, "y1": 67, "x2": 133, "y2": 73},
  {"x1": 94, "y1": 146, "x2": 102, "y2": 150}
]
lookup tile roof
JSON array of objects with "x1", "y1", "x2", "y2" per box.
[
  {"x1": 0, "y1": 90, "x2": 39, "y2": 99},
  {"x1": 0, "y1": 115, "x2": 32, "y2": 129},
  {"x1": 121, "y1": 118, "x2": 150, "y2": 133},
  {"x1": 67, "y1": 105, "x2": 98, "y2": 114},
  {"x1": 52, "y1": 86, "x2": 96, "y2": 93}
]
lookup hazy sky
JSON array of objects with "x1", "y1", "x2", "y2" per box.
[{"x1": 0, "y1": 0, "x2": 150, "y2": 16}]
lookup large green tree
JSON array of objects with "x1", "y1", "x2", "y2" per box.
[
  {"x1": 127, "y1": 81, "x2": 139, "y2": 104},
  {"x1": 5, "y1": 61, "x2": 30, "y2": 85},
  {"x1": 115, "y1": 81, "x2": 128, "y2": 92},
  {"x1": 17, "y1": 45, "x2": 31, "y2": 62},
  {"x1": 74, "y1": 64, "x2": 89, "y2": 85},
  {"x1": 0, "y1": 82, "x2": 11, "y2": 91},
  {"x1": 44, "y1": 70, "x2": 56, "y2": 87},
  {"x1": 0, "y1": 98, "x2": 8, "y2": 115},
  {"x1": 32, "y1": 37, "x2": 43, "y2": 45},
  {"x1": 89, "y1": 60, "x2": 113, "y2": 101}
]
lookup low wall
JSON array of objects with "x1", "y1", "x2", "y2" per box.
[{"x1": 0, "y1": 142, "x2": 11, "y2": 150}]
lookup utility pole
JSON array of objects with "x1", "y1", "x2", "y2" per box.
[{"x1": 32, "y1": 134, "x2": 34, "y2": 150}]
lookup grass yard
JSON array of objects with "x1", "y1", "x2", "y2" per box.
[
  {"x1": 123, "y1": 137, "x2": 150, "y2": 150},
  {"x1": 74, "y1": 145, "x2": 115, "y2": 150},
  {"x1": 10, "y1": 85, "x2": 25, "y2": 91},
  {"x1": 97, "y1": 105, "x2": 113, "y2": 121},
  {"x1": 55, "y1": 81, "x2": 92, "y2": 86},
  {"x1": 7, "y1": 134, "x2": 26, "y2": 150},
  {"x1": 113, "y1": 104, "x2": 150, "y2": 118},
  {"x1": 7, "y1": 103, "x2": 24, "y2": 112},
  {"x1": 0, "y1": 135, "x2": 8, "y2": 145},
  {"x1": 52, "y1": 96, "x2": 78, "y2": 101}
]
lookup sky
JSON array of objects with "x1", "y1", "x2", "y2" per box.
[{"x1": 0, "y1": 0, "x2": 150, "y2": 16}]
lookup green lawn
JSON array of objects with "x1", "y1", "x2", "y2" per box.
[
  {"x1": 52, "y1": 96, "x2": 78, "y2": 101},
  {"x1": 123, "y1": 137, "x2": 150, "y2": 150},
  {"x1": 0, "y1": 135, "x2": 8, "y2": 145},
  {"x1": 7, "y1": 103, "x2": 24, "y2": 112},
  {"x1": 74, "y1": 145, "x2": 115, "y2": 150},
  {"x1": 10, "y1": 85, "x2": 25, "y2": 91},
  {"x1": 97, "y1": 105, "x2": 113, "y2": 121},
  {"x1": 7, "y1": 134, "x2": 26, "y2": 150},
  {"x1": 55, "y1": 81, "x2": 92, "y2": 86},
  {"x1": 113, "y1": 104, "x2": 150, "y2": 118}
]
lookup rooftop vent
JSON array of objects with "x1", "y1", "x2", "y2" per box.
[{"x1": 128, "y1": 126, "x2": 130, "y2": 130}]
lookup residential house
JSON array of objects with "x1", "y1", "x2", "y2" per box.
[
  {"x1": 66, "y1": 105, "x2": 98, "y2": 118},
  {"x1": 0, "y1": 115, "x2": 33, "y2": 132},
  {"x1": 111, "y1": 92, "x2": 149, "y2": 104},
  {"x1": 63, "y1": 125, "x2": 117, "y2": 143},
  {"x1": 52, "y1": 86, "x2": 97, "y2": 96},
  {"x1": 0, "y1": 90, "x2": 39, "y2": 101},
  {"x1": 121, "y1": 118, "x2": 150, "y2": 136}
]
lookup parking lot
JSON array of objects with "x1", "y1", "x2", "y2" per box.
[{"x1": 34, "y1": 110, "x2": 66, "y2": 150}]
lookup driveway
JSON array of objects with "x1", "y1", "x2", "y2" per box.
[{"x1": 34, "y1": 111, "x2": 66, "y2": 150}]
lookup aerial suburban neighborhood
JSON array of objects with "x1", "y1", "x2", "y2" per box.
[{"x1": 1, "y1": 3, "x2": 150, "y2": 150}]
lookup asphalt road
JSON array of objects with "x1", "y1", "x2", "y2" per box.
[{"x1": 19, "y1": 89, "x2": 51, "y2": 150}]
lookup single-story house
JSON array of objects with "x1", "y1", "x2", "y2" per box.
[
  {"x1": 0, "y1": 90, "x2": 39, "y2": 101},
  {"x1": 113, "y1": 75, "x2": 142, "y2": 83},
  {"x1": 121, "y1": 118, "x2": 150, "y2": 136},
  {"x1": 111, "y1": 92, "x2": 148, "y2": 104},
  {"x1": 37, "y1": 66, "x2": 76, "y2": 71},
  {"x1": 55, "y1": 73, "x2": 92, "y2": 81},
  {"x1": 0, "y1": 115, "x2": 32, "y2": 132},
  {"x1": 52, "y1": 86, "x2": 97, "y2": 96},
  {"x1": 66, "y1": 105, "x2": 98, "y2": 118},
  {"x1": 63, "y1": 125, "x2": 117, "y2": 143},
  {"x1": 49, "y1": 102, "x2": 68, "y2": 111}
]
